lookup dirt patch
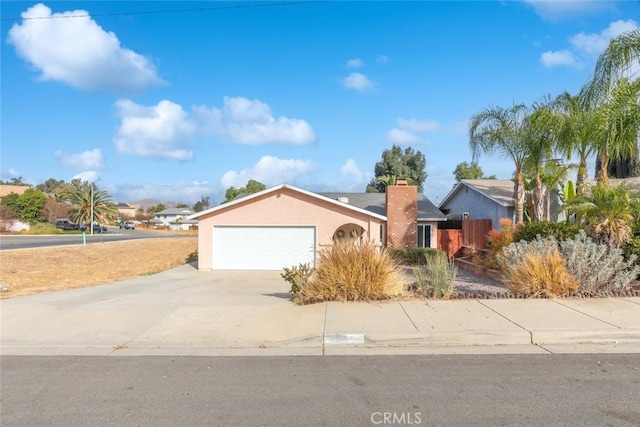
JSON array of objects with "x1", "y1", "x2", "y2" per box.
[{"x1": 0, "y1": 237, "x2": 197, "y2": 299}]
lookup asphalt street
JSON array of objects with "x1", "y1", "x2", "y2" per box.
[
  {"x1": 0, "y1": 229, "x2": 192, "y2": 250},
  {"x1": 2, "y1": 354, "x2": 639, "y2": 426}
]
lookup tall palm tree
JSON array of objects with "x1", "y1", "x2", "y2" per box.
[
  {"x1": 469, "y1": 103, "x2": 530, "y2": 224},
  {"x1": 523, "y1": 97, "x2": 556, "y2": 221},
  {"x1": 582, "y1": 29, "x2": 640, "y2": 107},
  {"x1": 553, "y1": 92, "x2": 598, "y2": 195},
  {"x1": 581, "y1": 30, "x2": 640, "y2": 181},
  {"x1": 592, "y1": 78, "x2": 640, "y2": 182}
]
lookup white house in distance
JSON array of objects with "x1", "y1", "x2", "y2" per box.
[{"x1": 153, "y1": 207, "x2": 197, "y2": 231}]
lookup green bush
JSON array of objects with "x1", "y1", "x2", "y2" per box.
[
  {"x1": 185, "y1": 250, "x2": 198, "y2": 263},
  {"x1": 512, "y1": 221, "x2": 581, "y2": 243},
  {"x1": 281, "y1": 263, "x2": 315, "y2": 297},
  {"x1": 414, "y1": 252, "x2": 457, "y2": 299},
  {"x1": 388, "y1": 247, "x2": 444, "y2": 265}
]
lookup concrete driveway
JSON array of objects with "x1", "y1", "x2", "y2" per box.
[{"x1": 2, "y1": 264, "x2": 639, "y2": 356}]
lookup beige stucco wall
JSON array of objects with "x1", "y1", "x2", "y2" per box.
[{"x1": 195, "y1": 188, "x2": 384, "y2": 270}]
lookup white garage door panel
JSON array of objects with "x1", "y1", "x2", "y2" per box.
[{"x1": 213, "y1": 226, "x2": 316, "y2": 270}]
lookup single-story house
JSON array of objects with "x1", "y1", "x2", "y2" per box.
[
  {"x1": 188, "y1": 180, "x2": 446, "y2": 270},
  {"x1": 439, "y1": 179, "x2": 515, "y2": 230}
]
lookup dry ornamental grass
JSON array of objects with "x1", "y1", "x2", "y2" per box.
[{"x1": 0, "y1": 237, "x2": 197, "y2": 299}]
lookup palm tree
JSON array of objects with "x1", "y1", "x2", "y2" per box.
[
  {"x1": 582, "y1": 29, "x2": 640, "y2": 107},
  {"x1": 469, "y1": 103, "x2": 530, "y2": 224},
  {"x1": 539, "y1": 160, "x2": 576, "y2": 221},
  {"x1": 563, "y1": 181, "x2": 638, "y2": 247},
  {"x1": 523, "y1": 97, "x2": 556, "y2": 221},
  {"x1": 61, "y1": 181, "x2": 118, "y2": 226},
  {"x1": 553, "y1": 92, "x2": 598, "y2": 195},
  {"x1": 592, "y1": 78, "x2": 640, "y2": 182}
]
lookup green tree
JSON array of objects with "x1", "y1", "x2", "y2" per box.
[
  {"x1": 0, "y1": 193, "x2": 20, "y2": 218},
  {"x1": 223, "y1": 180, "x2": 266, "y2": 203},
  {"x1": 0, "y1": 177, "x2": 28, "y2": 185},
  {"x1": 175, "y1": 203, "x2": 189, "y2": 208},
  {"x1": 36, "y1": 178, "x2": 66, "y2": 196},
  {"x1": 469, "y1": 103, "x2": 530, "y2": 224},
  {"x1": 193, "y1": 196, "x2": 211, "y2": 212},
  {"x1": 453, "y1": 161, "x2": 496, "y2": 181},
  {"x1": 16, "y1": 188, "x2": 47, "y2": 224},
  {"x1": 366, "y1": 145, "x2": 427, "y2": 193}
]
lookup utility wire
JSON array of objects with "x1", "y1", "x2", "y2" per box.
[{"x1": 2, "y1": 1, "x2": 325, "y2": 22}]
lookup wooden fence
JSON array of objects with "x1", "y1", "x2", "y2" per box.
[{"x1": 438, "y1": 219, "x2": 493, "y2": 257}]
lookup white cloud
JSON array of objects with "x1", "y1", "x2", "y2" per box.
[
  {"x1": 386, "y1": 117, "x2": 442, "y2": 144},
  {"x1": 73, "y1": 170, "x2": 99, "y2": 183},
  {"x1": 114, "y1": 99, "x2": 195, "y2": 160},
  {"x1": 524, "y1": 0, "x2": 615, "y2": 21},
  {"x1": 114, "y1": 181, "x2": 216, "y2": 205},
  {"x1": 540, "y1": 50, "x2": 577, "y2": 67},
  {"x1": 342, "y1": 72, "x2": 375, "y2": 92},
  {"x1": 346, "y1": 58, "x2": 363, "y2": 68},
  {"x1": 386, "y1": 128, "x2": 421, "y2": 145},
  {"x1": 55, "y1": 148, "x2": 105, "y2": 170},
  {"x1": 377, "y1": 54, "x2": 389, "y2": 64},
  {"x1": 194, "y1": 97, "x2": 316, "y2": 145},
  {"x1": 540, "y1": 20, "x2": 638, "y2": 68},
  {"x1": 7, "y1": 3, "x2": 164, "y2": 92},
  {"x1": 570, "y1": 20, "x2": 638, "y2": 57},
  {"x1": 340, "y1": 159, "x2": 367, "y2": 182},
  {"x1": 220, "y1": 155, "x2": 314, "y2": 188}
]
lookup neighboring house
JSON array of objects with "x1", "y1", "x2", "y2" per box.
[
  {"x1": 0, "y1": 184, "x2": 30, "y2": 202},
  {"x1": 154, "y1": 207, "x2": 196, "y2": 231},
  {"x1": 188, "y1": 180, "x2": 446, "y2": 271},
  {"x1": 116, "y1": 202, "x2": 136, "y2": 219},
  {"x1": 439, "y1": 180, "x2": 515, "y2": 230}
]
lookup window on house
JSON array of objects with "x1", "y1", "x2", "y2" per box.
[
  {"x1": 417, "y1": 224, "x2": 431, "y2": 248},
  {"x1": 380, "y1": 224, "x2": 386, "y2": 245}
]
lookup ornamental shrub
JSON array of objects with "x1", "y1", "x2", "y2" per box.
[
  {"x1": 413, "y1": 251, "x2": 457, "y2": 299},
  {"x1": 512, "y1": 221, "x2": 580, "y2": 243},
  {"x1": 502, "y1": 246, "x2": 578, "y2": 297},
  {"x1": 388, "y1": 247, "x2": 443, "y2": 265},
  {"x1": 560, "y1": 231, "x2": 638, "y2": 295},
  {"x1": 295, "y1": 241, "x2": 402, "y2": 304}
]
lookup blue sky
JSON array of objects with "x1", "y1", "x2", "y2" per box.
[{"x1": 2, "y1": 1, "x2": 639, "y2": 205}]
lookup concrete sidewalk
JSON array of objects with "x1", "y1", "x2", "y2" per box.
[{"x1": 1, "y1": 265, "x2": 639, "y2": 356}]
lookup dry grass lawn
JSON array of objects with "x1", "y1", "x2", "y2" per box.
[{"x1": 0, "y1": 237, "x2": 197, "y2": 299}]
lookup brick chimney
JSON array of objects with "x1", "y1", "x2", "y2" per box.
[{"x1": 385, "y1": 179, "x2": 418, "y2": 248}]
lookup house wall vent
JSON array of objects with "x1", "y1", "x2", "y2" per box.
[{"x1": 337, "y1": 197, "x2": 349, "y2": 204}]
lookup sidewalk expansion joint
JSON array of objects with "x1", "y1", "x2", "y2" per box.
[
  {"x1": 322, "y1": 302, "x2": 327, "y2": 356},
  {"x1": 552, "y1": 300, "x2": 622, "y2": 329},
  {"x1": 476, "y1": 300, "x2": 534, "y2": 345},
  {"x1": 398, "y1": 302, "x2": 419, "y2": 332}
]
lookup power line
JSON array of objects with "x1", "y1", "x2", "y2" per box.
[{"x1": 2, "y1": 1, "x2": 325, "y2": 22}]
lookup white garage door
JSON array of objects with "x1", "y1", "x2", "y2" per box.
[{"x1": 212, "y1": 226, "x2": 316, "y2": 270}]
